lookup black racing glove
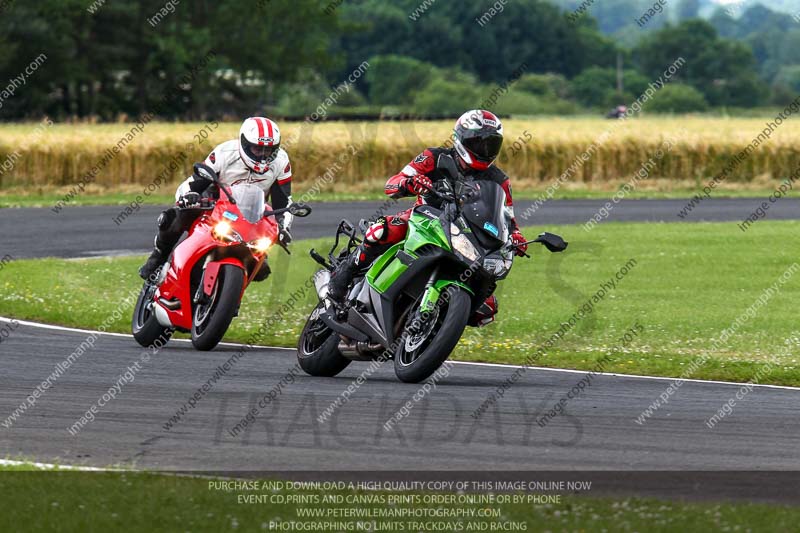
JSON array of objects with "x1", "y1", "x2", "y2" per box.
[{"x1": 177, "y1": 191, "x2": 201, "y2": 208}]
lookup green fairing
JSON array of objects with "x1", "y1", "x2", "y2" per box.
[
  {"x1": 367, "y1": 243, "x2": 407, "y2": 293},
  {"x1": 403, "y1": 211, "x2": 450, "y2": 254},
  {"x1": 368, "y1": 211, "x2": 473, "y2": 299}
]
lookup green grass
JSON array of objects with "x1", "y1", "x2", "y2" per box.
[
  {"x1": 0, "y1": 187, "x2": 784, "y2": 208},
  {"x1": 0, "y1": 190, "x2": 386, "y2": 208},
  {"x1": 0, "y1": 466, "x2": 798, "y2": 532},
  {"x1": 1, "y1": 221, "x2": 799, "y2": 385}
]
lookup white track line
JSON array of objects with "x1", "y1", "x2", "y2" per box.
[
  {"x1": 0, "y1": 459, "x2": 116, "y2": 472},
  {"x1": 1, "y1": 317, "x2": 294, "y2": 351},
  {"x1": 3, "y1": 317, "x2": 799, "y2": 391}
]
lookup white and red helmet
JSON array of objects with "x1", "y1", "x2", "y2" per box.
[
  {"x1": 239, "y1": 117, "x2": 281, "y2": 174},
  {"x1": 453, "y1": 109, "x2": 504, "y2": 171}
]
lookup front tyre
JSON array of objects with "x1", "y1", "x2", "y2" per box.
[
  {"x1": 394, "y1": 286, "x2": 470, "y2": 383},
  {"x1": 191, "y1": 264, "x2": 244, "y2": 351},
  {"x1": 132, "y1": 281, "x2": 174, "y2": 348},
  {"x1": 297, "y1": 302, "x2": 351, "y2": 377}
]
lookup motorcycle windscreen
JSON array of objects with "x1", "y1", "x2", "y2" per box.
[
  {"x1": 461, "y1": 181, "x2": 509, "y2": 250},
  {"x1": 231, "y1": 183, "x2": 265, "y2": 223}
]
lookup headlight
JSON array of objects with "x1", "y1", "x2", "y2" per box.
[
  {"x1": 483, "y1": 257, "x2": 513, "y2": 276},
  {"x1": 248, "y1": 237, "x2": 273, "y2": 254},
  {"x1": 450, "y1": 223, "x2": 480, "y2": 262},
  {"x1": 213, "y1": 221, "x2": 242, "y2": 243},
  {"x1": 213, "y1": 220, "x2": 232, "y2": 240}
]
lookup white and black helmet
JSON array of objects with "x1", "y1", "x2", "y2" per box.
[
  {"x1": 453, "y1": 109, "x2": 504, "y2": 171},
  {"x1": 239, "y1": 117, "x2": 281, "y2": 174}
]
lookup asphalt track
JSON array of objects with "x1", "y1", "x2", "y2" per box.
[
  {"x1": 3, "y1": 197, "x2": 800, "y2": 259},
  {"x1": 1, "y1": 319, "x2": 800, "y2": 498},
  {"x1": 2, "y1": 199, "x2": 800, "y2": 501}
]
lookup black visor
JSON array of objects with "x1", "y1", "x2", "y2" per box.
[
  {"x1": 463, "y1": 133, "x2": 503, "y2": 161},
  {"x1": 241, "y1": 134, "x2": 277, "y2": 162}
]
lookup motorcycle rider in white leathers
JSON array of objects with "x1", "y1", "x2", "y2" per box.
[{"x1": 139, "y1": 117, "x2": 294, "y2": 280}]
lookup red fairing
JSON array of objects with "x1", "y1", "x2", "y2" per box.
[
  {"x1": 384, "y1": 149, "x2": 437, "y2": 197},
  {"x1": 500, "y1": 178, "x2": 520, "y2": 232},
  {"x1": 152, "y1": 196, "x2": 279, "y2": 331}
]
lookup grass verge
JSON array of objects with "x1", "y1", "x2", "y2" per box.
[
  {"x1": 1, "y1": 221, "x2": 799, "y2": 385},
  {"x1": 0, "y1": 466, "x2": 798, "y2": 532},
  {"x1": 0, "y1": 184, "x2": 787, "y2": 208}
]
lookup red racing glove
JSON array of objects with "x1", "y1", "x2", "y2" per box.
[
  {"x1": 403, "y1": 175, "x2": 433, "y2": 195},
  {"x1": 511, "y1": 230, "x2": 528, "y2": 256}
]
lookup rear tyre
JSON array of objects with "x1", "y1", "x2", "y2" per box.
[
  {"x1": 394, "y1": 286, "x2": 470, "y2": 383},
  {"x1": 132, "y1": 282, "x2": 174, "y2": 348},
  {"x1": 297, "y1": 303, "x2": 351, "y2": 377},
  {"x1": 191, "y1": 265, "x2": 244, "y2": 351}
]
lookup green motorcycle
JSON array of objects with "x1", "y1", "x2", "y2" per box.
[{"x1": 297, "y1": 154, "x2": 568, "y2": 383}]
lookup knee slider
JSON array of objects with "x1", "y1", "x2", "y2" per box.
[
  {"x1": 364, "y1": 217, "x2": 388, "y2": 245},
  {"x1": 157, "y1": 208, "x2": 177, "y2": 230}
]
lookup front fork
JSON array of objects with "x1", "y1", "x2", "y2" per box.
[{"x1": 418, "y1": 270, "x2": 473, "y2": 314}]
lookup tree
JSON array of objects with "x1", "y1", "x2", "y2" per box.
[
  {"x1": 646, "y1": 84, "x2": 708, "y2": 113},
  {"x1": 0, "y1": 0, "x2": 339, "y2": 120},
  {"x1": 633, "y1": 20, "x2": 767, "y2": 107},
  {"x1": 365, "y1": 55, "x2": 437, "y2": 106},
  {"x1": 413, "y1": 76, "x2": 481, "y2": 116},
  {"x1": 336, "y1": 0, "x2": 618, "y2": 85},
  {"x1": 570, "y1": 67, "x2": 617, "y2": 107}
]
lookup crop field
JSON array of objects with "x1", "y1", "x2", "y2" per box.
[{"x1": 0, "y1": 117, "x2": 798, "y2": 198}]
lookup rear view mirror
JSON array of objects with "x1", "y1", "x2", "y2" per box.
[
  {"x1": 534, "y1": 232, "x2": 568, "y2": 253},
  {"x1": 289, "y1": 202, "x2": 312, "y2": 218},
  {"x1": 193, "y1": 162, "x2": 218, "y2": 183},
  {"x1": 437, "y1": 153, "x2": 461, "y2": 180}
]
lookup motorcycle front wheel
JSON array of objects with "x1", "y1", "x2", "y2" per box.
[
  {"x1": 191, "y1": 264, "x2": 244, "y2": 351},
  {"x1": 393, "y1": 286, "x2": 470, "y2": 383},
  {"x1": 132, "y1": 281, "x2": 174, "y2": 348}
]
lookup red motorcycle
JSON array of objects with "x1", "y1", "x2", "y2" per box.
[{"x1": 132, "y1": 163, "x2": 311, "y2": 351}]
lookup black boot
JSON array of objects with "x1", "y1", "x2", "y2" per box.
[
  {"x1": 328, "y1": 243, "x2": 388, "y2": 303},
  {"x1": 139, "y1": 245, "x2": 168, "y2": 281},
  {"x1": 139, "y1": 209, "x2": 188, "y2": 281},
  {"x1": 328, "y1": 255, "x2": 359, "y2": 302}
]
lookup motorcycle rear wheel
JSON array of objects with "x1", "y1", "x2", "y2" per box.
[
  {"x1": 132, "y1": 281, "x2": 174, "y2": 348},
  {"x1": 393, "y1": 286, "x2": 470, "y2": 383},
  {"x1": 191, "y1": 264, "x2": 244, "y2": 351},
  {"x1": 297, "y1": 302, "x2": 351, "y2": 377}
]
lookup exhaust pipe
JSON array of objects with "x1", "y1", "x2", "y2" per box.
[
  {"x1": 338, "y1": 339, "x2": 384, "y2": 361},
  {"x1": 313, "y1": 270, "x2": 331, "y2": 300},
  {"x1": 153, "y1": 302, "x2": 173, "y2": 328}
]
